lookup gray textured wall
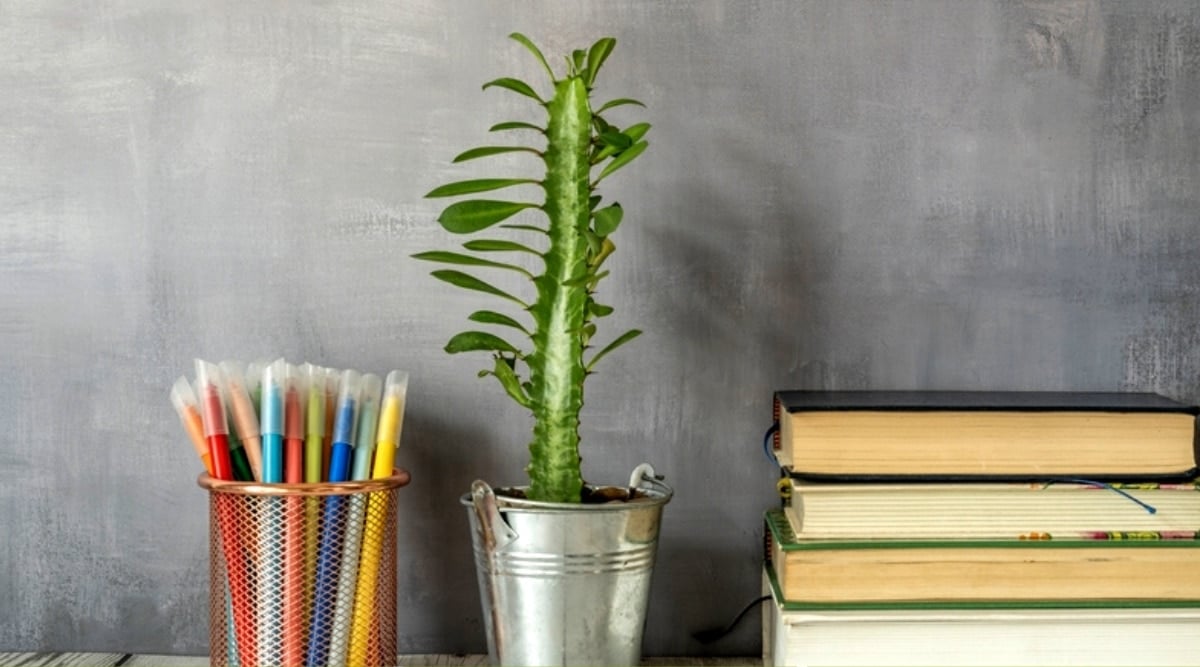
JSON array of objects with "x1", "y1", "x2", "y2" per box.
[{"x1": 2, "y1": 0, "x2": 1199, "y2": 657}]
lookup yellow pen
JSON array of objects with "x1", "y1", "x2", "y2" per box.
[{"x1": 348, "y1": 370, "x2": 408, "y2": 666}]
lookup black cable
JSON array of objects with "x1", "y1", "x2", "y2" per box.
[
  {"x1": 762, "y1": 423, "x2": 779, "y2": 466},
  {"x1": 691, "y1": 595, "x2": 771, "y2": 644}
]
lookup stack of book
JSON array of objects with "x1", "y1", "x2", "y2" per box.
[{"x1": 763, "y1": 390, "x2": 1200, "y2": 667}]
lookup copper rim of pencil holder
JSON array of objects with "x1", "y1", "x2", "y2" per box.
[{"x1": 197, "y1": 468, "x2": 412, "y2": 495}]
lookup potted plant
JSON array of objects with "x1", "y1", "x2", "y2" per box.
[{"x1": 414, "y1": 33, "x2": 672, "y2": 666}]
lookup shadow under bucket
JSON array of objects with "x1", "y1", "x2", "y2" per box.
[{"x1": 462, "y1": 464, "x2": 673, "y2": 666}]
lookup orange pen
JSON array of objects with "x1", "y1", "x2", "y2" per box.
[{"x1": 170, "y1": 376, "x2": 214, "y2": 476}]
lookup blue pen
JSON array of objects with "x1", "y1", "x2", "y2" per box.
[
  {"x1": 328, "y1": 373, "x2": 382, "y2": 666},
  {"x1": 260, "y1": 359, "x2": 286, "y2": 483},
  {"x1": 257, "y1": 358, "x2": 286, "y2": 667},
  {"x1": 307, "y1": 369, "x2": 361, "y2": 667}
]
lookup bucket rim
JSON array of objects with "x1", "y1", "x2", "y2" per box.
[
  {"x1": 458, "y1": 480, "x2": 673, "y2": 513},
  {"x1": 197, "y1": 468, "x2": 412, "y2": 496}
]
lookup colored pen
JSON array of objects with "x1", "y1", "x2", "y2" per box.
[
  {"x1": 282, "y1": 363, "x2": 307, "y2": 667},
  {"x1": 348, "y1": 370, "x2": 409, "y2": 666},
  {"x1": 352, "y1": 373, "x2": 383, "y2": 482},
  {"x1": 323, "y1": 368, "x2": 338, "y2": 480},
  {"x1": 194, "y1": 360, "x2": 234, "y2": 481},
  {"x1": 304, "y1": 363, "x2": 326, "y2": 483},
  {"x1": 196, "y1": 360, "x2": 256, "y2": 665},
  {"x1": 258, "y1": 358, "x2": 286, "y2": 667},
  {"x1": 224, "y1": 405, "x2": 255, "y2": 482},
  {"x1": 307, "y1": 369, "x2": 361, "y2": 666},
  {"x1": 260, "y1": 358, "x2": 286, "y2": 484},
  {"x1": 221, "y1": 361, "x2": 264, "y2": 481},
  {"x1": 283, "y1": 363, "x2": 306, "y2": 485},
  {"x1": 169, "y1": 376, "x2": 214, "y2": 476},
  {"x1": 328, "y1": 373, "x2": 382, "y2": 666},
  {"x1": 327, "y1": 369, "x2": 361, "y2": 484}
]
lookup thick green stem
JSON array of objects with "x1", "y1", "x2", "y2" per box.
[{"x1": 526, "y1": 77, "x2": 592, "y2": 502}]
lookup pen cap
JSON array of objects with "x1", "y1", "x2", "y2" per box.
[
  {"x1": 324, "y1": 367, "x2": 338, "y2": 438},
  {"x1": 170, "y1": 376, "x2": 208, "y2": 456},
  {"x1": 332, "y1": 369, "x2": 362, "y2": 446},
  {"x1": 372, "y1": 371, "x2": 409, "y2": 479},
  {"x1": 245, "y1": 359, "x2": 268, "y2": 410},
  {"x1": 194, "y1": 359, "x2": 230, "y2": 437},
  {"x1": 356, "y1": 373, "x2": 383, "y2": 450},
  {"x1": 377, "y1": 371, "x2": 409, "y2": 449},
  {"x1": 219, "y1": 360, "x2": 261, "y2": 440},
  {"x1": 170, "y1": 375, "x2": 198, "y2": 416},
  {"x1": 303, "y1": 363, "x2": 326, "y2": 438},
  {"x1": 260, "y1": 358, "x2": 286, "y2": 435},
  {"x1": 284, "y1": 363, "x2": 307, "y2": 440}
]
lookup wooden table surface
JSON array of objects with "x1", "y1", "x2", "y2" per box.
[{"x1": 0, "y1": 653, "x2": 760, "y2": 666}]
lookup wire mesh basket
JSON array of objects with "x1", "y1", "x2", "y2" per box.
[{"x1": 199, "y1": 470, "x2": 411, "y2": 667}]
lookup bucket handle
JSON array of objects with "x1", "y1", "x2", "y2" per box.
[
  {"x1": 470, "y1": 479, "x2": 519, "y2": 551},
  {"x1": 629, "y1": 463, "x2": 670, "y2": 496}
]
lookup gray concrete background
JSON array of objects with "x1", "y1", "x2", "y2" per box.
[{"x1": 2, "y1": 0, "x2": 1199, "y2": 657}]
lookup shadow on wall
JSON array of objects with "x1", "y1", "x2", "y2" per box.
[{"x1": 396, "y1": 402, "x2": 500, "y2": 654}]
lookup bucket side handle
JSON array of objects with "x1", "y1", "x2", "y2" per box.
[
  {"x1": 470, "y1": 480, "x2": 518, "y2": 551},
  {"x1": 629, "y1": 463, "x2": 671, "y2": 497}
]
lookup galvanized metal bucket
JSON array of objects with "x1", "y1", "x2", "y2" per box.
[{"x1": 462, "y1": 463, "x2": 673, "y2": 666}]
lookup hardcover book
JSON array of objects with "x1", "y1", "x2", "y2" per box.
[
  {"x1": 783, "y1": 478, "x2": 1200, "y2": 539},
  {"x1": 772, "y1": 390, "x2": 1199, "y2": 480},
  {"x1": 764, "y1": 509, "x2": 1200, "y2": 605},
  {"x1": 761, "y1": 566, "x2": 1200, "y2": 667}
]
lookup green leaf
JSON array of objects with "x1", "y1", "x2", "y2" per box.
[
  {"x1": 586, "y1": 329, "x2": 642, "y2": 372},
  {"x1": 595, "y1": 140, "x2": 648, "y2": 183},
  {"x1": 411, "y1": 251, "x2": 532, "y2": 277},
  {"x1": 595, "y1": 98, "x2": 646, "y2": 114},
  {"x1": 438, "y1": 200, "x2": 539, "y2": 234},
  {"x1": 482, "y1": 77, "x2": 544, "y2": 103},
  {"x1": 589, "y1": 237, "x2": 616, "y2": 269},
  {"x1": 509, "y1": 32, "x2": 556, "y2": 82},
  {"x1": 426, "y1": 178, "x2": 539, "y2": 198},
  {"x1": 571, "y1": 49, "x2": 587, "y2": 75},
  {"x1": 463, "y1": 239, "x2": 541, "y2": 254},
  {"x1": 585, "y1": 38, "x2": 616, "y2": 88},
  {"x1": 469, "y1": 310, "x2": 530, "y2": 333},
  {"x1": 589, "y1": 195, "x2": 602, "y2": 210},
  {"x1": 588, "y1": 300, "x2": 614, "y2": 317},
  {"x1": 445, "y1": 331, "x2": 520, "y2": 354},
  {"x1": 623, "y1": 122, "x2": 651, "y2": 142},
  {"x1": 599, "y1": 130, "x2": 632, "y2": 150},
  {"x1": 490, "y1": 121, "x2": 545, "y2": 133},
  {"x1": 592, "y1": 203, "x2": 623, "y2": 236},
  {"x1": 500, "y1": 223, "x2": 549, "y2": 235},
  {"x1": 430, "y1": 270, "x2": 528, "y2": 306},
  {"x1": 452, "y1": 146, "x2": 541, "y2": 163},
  {"x1": 490, "y1": 354, "x2": 533, "y2": 408}
]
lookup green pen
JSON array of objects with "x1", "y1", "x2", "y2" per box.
[{"x1": 225, "y1": 405, "x2": 255, "y2": 482}]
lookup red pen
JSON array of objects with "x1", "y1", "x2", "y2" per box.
[
  {"x1": 282, "y1": 362, "x2": 308, "y2": 666},
  {"x1": 284, "y1": 363, "x2": 306, "y2": 484},
  {"x1": 195, "y1": 359, "x2": 234, "y2": 481}
]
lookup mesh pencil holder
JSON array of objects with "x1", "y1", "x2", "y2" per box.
[{"x1": 198, "y1": 470, "x2": 411, "y2": 667}]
